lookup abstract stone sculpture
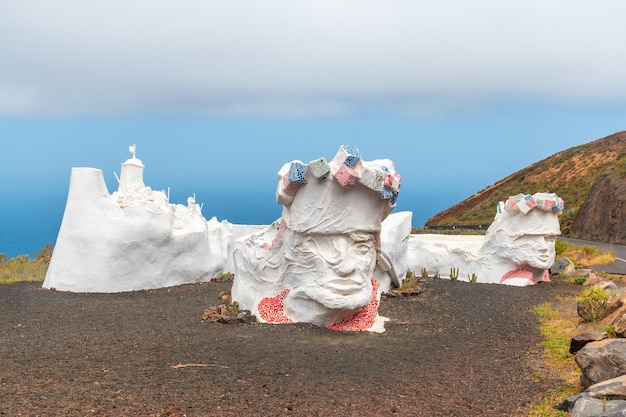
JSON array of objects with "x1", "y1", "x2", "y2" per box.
[
  {"x1": 407, "y1": 193, "x2": 564, "y2": 286},
  {"x1": 231, "y1": 145, "x2": 403, "y2": 332},
  {"x1": 43, "y1": 146, "x2": 233, "y2": 292}
]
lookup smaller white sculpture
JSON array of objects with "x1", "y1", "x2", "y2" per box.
[
  {"x1": 232, "y1": 146, "x2": 404, "y2": 332},
  {"x1": 43, "y1": 146, "x2": 233, "y2": 292},
  {"x1": 407, "y1": 193, "x2": 564, "y2": 286}
]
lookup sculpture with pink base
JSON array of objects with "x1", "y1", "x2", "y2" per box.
[
  {"x1": 407, "y1": 193, "x2": 564, "y2": 286},
  {"x1": 231, "y1": 145, "x2": 405, "y2": 333}
]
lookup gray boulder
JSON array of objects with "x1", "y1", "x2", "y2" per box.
[
  {"x1": 571, "y1": 332, "x2": 609, "y2": 355},
  {"x1": 558, "y1": 376, "x2": 626, "y2": 414},
  {"x1": 582, "y1": 270, "x2": 606, "y2": 286},
  {"x1": 576, "y1": 340, "x2": 626, "y2": 388},
  {"x1": 572, "y1": 396, "x2": 626, "y2": 417},
  {"x1": 551, "y1": 257, "x2": 576, "y2": 276},
  {"x1": 606, "y1": 302, "x2": 626, "y2": 338},
  {"x1": 586, "y1": 375, "x2": 626, "y2": 400}
]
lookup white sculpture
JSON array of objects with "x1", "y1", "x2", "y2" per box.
[
  {"x1": 43, "y1": 146, "x2": 233, "y2": 292},
  {"x1": 231, "y1": 146, "x2": 404, "y2": 332},
  {"x1": 42, "y1": 143, "x2": 561, "y2": 300},
  {"x1": 407, "y1": 193, "x2": 564, "y2": 286}
]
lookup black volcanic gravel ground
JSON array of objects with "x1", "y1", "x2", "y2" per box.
[{"x1": 0, "y1": 278, "x2": 579, "y2": 416}]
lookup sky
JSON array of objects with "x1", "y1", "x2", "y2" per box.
[{"x1": 1, "y1": 1, "x2": 626, "y2": 258}]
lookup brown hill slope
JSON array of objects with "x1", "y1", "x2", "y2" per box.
[{"x1": 425, "y1": 131, "x2": 626, "y2": 239}]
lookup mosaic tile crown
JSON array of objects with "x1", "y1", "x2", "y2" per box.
[
  {"x1": 275, "y1": 145, "x2": 401, "y2": 233},
  {"x1": 277, "y1": 145, "x2": 401, "y2": 207},
  {"x1": 500, "y1": 193, "x2": 564, "y2": 215}
]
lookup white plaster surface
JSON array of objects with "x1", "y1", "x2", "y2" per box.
[
  {"x1": 43, "y1": 152, "x2": 233, "y2": 292},
  {"x1": 406, "y1": 193, "x2": 564, "y2": 286},
  {"x1": 43, "y1": 144, "x2": 562, "y2": 327},
  {"x1": 231, "y1": 146, "x2": 403, "y2": 332}
]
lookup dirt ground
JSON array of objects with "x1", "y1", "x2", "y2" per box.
[{"x1": 0, "y1": 278, "x2": 580, "y2": 417}]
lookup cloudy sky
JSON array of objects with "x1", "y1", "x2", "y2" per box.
[{"x1": 1, "y1": 1, "x2": 626, "y2": 256}]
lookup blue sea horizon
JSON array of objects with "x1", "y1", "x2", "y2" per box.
[{"x1": 0, "y1": 179, "x2": 448, "y2": 259}]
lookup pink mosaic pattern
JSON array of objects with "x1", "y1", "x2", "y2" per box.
[
  {"x1": 383, "y1": 172, "x2": 394, "y2": 188},
  {"x1": 326, "y1": 279, "x2": 381, "y2": 332},
  {"x1": 542, "y1": 198, "x2": 555, "y2": 210},
  {"x1": 334, "y1": 164, "x2": 359, "y2": 187},
  {"x1": 525, "y1": 196, "x2": 537, "y2": 211},
  {"x1": 508, "y1": 197, "x2": 518, "y2": 210},
  {"x1": 392, "y1": 172, "x2": 401, "y2": 189},
  {"x1": 281, "y1": 175, "x2": 301, "y2": 196},
  {"x1": 543, "y1": 269, "x2": 551, "y2": 282},
  {"x1": 499, "y1": 268, "x2": 537, "y2": 284},
  {"x1": 383, "y1": 172, "x2": 401, "y2": 190},
  {"x1": 257, "y1": 279, "x2": 381, "y2": 331},
  {"x1": 258, "y1": 288, "x2": 293, "y2": 324}
]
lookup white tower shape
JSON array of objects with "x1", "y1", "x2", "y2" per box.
[{"x1": 118, "y1": 144, "x2": 145, "y2": 193}]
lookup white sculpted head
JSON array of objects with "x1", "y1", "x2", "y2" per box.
[
  {"x1": 480, "y1": 193, "x2": 564, "y2": 284},
  {"x1": 232, "y1": 145, "x2": 401, "y2": 332}
]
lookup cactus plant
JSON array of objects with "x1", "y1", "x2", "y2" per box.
[{"x1": 450, "y1": 267, "x2": 459, "y2": 281}]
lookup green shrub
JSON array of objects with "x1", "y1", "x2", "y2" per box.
[
  {"x1": 574, "y1": 276, "x2": 587, "y2": 285},
  {"x1": 583, "y1": 245, "x2": 599, "y2": 256},
  {"x1": 555, "y1": 240, "x2": 568, "y2": 255},
  {"x1": 576, "y1": 286, "x2": 616, "y2": 322},
  {"x1": 603, "y1": 324, "x2": 617, "y2": 336},
  {"x1": 220, "y1": 272, "x2": 234, "y2": 281},
  {"x1": 0, "y1": 250, "x2": 50, "y2": 284}
]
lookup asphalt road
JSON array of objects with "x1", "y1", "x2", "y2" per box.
[{"x1": 558, "y1": 237, "x2": 626, "y2": 275}]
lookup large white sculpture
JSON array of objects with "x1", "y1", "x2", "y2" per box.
[
  {"x1": 42, "y1": 144, "x2": 558, "y2": 322},
  {"x1": 407, "y1": 193, "x2": 564, "y2": 286},
  {"x1": 231, "y1": 146, "x2": 404, "y2": 332},
  {"x1": 43, "y1": 146, "x2": 233, "y2": 292}
]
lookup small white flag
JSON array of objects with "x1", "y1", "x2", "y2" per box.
[{"x1": 129, "y1": 144, "x2": 136, "y2": 158}]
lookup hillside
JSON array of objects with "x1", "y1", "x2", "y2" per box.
[{"x1": 425, "y1": 131, "x2": 626, "y2": 240}]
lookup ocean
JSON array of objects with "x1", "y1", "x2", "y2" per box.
[{"x1": 0, "y1": 179, "x2": 444, "y2": 259}]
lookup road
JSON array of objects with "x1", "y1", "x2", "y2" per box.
[{"x1": 558, "y1": 237, "x2": 626, "y2": 275}]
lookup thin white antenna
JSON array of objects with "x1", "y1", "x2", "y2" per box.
[
  {"x1": 167, "y1": 187, "x2": 170, "y2": 202},
  {"x1": 129, "y1": 144, "x2": 137, "y2": 159},
  {"x1": 114, "y1": 171, "x2": 121, "y2": 184}
]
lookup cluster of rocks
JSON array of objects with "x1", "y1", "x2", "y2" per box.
[
  {"x1": 202, "y1": 291, "x2": 257, "y2": 325},
  {"x1": 551, "y1": 258, "x2": 626, "y2": 416},
  {"x1": 383, "y1": 277, "x2": 428, "y2": 298}
]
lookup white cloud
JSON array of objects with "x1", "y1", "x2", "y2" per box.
[{"x1": 2, "y1": 0, "x2": 626, "y2": 117}]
